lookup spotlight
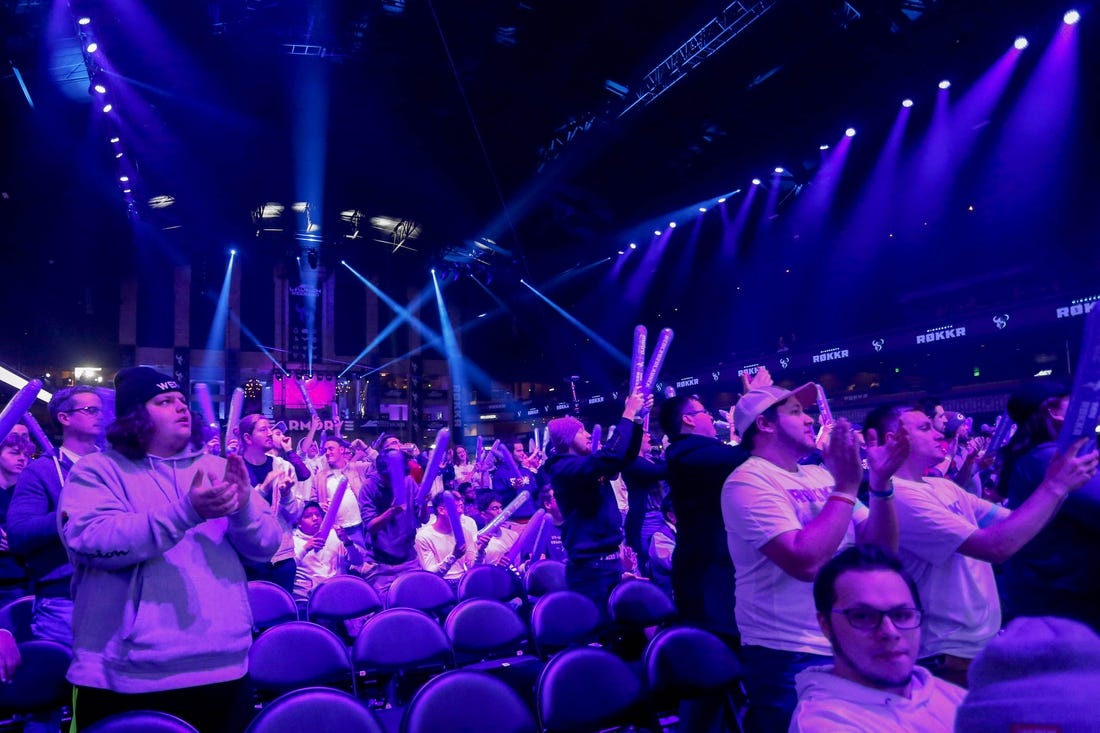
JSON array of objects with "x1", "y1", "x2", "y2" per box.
[
  {"x1": 1064, "y1": 9, "x2": 1080, "y2": 24},
  {"x1": 431, "y1": 268, "x2": 436, "y2": 274},
  {"x1": 340, "y1": 259, "x2": 346, "y2": 265},
  {"x1": 617, "y1": 250, "x2": 625, "y2": 255},
  {"x1": 86, "y1": 42, "x2": 98, "y2": 53},
  {"x1": 119, "y1": 176, "x2": 129, "y2": 182},
  {"x1": 1013, "y1": 36, "x2": 1029, "y2": 50},
  {"x1": 752, "y1": 178, "x2": 762, "y2": 185},
  {"x1": 230, "y1": 249, "x2": 237, "y2": 255},
  {"x1": 629, "y1": 242, "x2": 637, "y2": 249},
  {"x1": 819, "y1": 144, "x2": 830, "y2": 150},
  {"x1": 901, "y1": 98, "x2": 914, "y2": 108},
  {"x1": 122, "y1": 189, "x2": 131, "y2": 194},
  {"x1": 102, "y1": 103, "x2": 112, "y2": 113},
  {"x1": 77, "y1": 16, "x2": 91, "y2": 25},
  {"x1": 938, "y1": 80, "x2": 951, "y2": 89},
  {"x1": 774, "y1": 167, "x2": 785, "y2": 174},
  {"x1": 114, "y1": 152, "x2": 123, "y2": 158},
  {"x1": 110, "y1": 136, "x2": 120, "y2": 143},
  {"x1": 654, "y1": 230, "x2": 661, "y2": 236},
  {"x1": 717, "y1": 197, "x2": 726, "y2": 203},
  {"x1": 93, "y1": 84, "x2": 106, "y2": 94},
  {"x1": 668, "y1": 222, "x2": 677, "y2": 228},
  {"x1": 698, "y1": 207, "x2": 707, "y2": 213},
  {"x1": 845, "y1": 128, "x2": 856, "y2": 137}
]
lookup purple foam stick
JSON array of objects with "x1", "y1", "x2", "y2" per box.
[
  {"x1": 225, "y1": 387, "x2": 244, "y2": 453},
  {"x1": 314, "y1": 475, "x2": 349, "y2": 550},
  {"x1": 475, "y1": 435, "x2": 485, "y2": 462},
  {"x1": 541, "y1": 427, "x2": 549, "y2": 453},
  {"x1": 530, "y1": 512, "x2": 552, "y2": 561},
  {"x1": 987, "y1": 413, "x2": 1013, "y2": 454},
  {"x1": 383, "y1": 449, "x2": 408, "y2": 508},
  {"x1": 331, "y1": 402, "x2": 339, "y2": 421},
  {"x1": 441, "y1": 492, "x2": 467, "y2": 554},
  {"x1": 815, "y1": 384, "x2": 834, "y2": 426},
  {"x1": 194, "y1": 383, "x2": 218, "y2": 429},
  {"x1": 477, "y1": 490, "x2": 531, "y2": 538},
  {"x1": 293, "y1": 376, "x2": 319, "y2": 419},
  {"x1": 630, "y1": 325, "x2": 648, "y2": 391},
  {"x1": 0, "y1": 379, "x2": 42, "y2": 440},
  {"x1": 590, "y1": 424, "x2": 602, "y2": 452},
  {"x1": 501, "y1": 509, "x2": 547, "y2": 568},
  {"x1": 495, "y1": 441, "x2": 523, "y2": 479},
  {"x1": 24, "y1": 413, "x2": 56, "y2": 458},
  {"x1": 415, "y1": 428, "x2": 450, "y2": 511},
  {"x1": 642, "y1": 328, "x2": 674, "y2": 392},
  {"x1": 528, "y1": 437, "x2": 536, "y2": 455}
]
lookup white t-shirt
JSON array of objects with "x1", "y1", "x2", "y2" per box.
[
  {"x1": 414, "y1": 515, "x2": 479, "y2": 581},
  {"x1": 893, "y1": 475, "x2": 1007, "y2": 658},
  {"x1": 722, "y1": 456, "x2": 868, "y2": 655},
  {"x1": 323, "y1": 471, "x2": 363, "y2": 529},
  {"x1": 482, "y1": 524, "x2": 520, "y2": 567},
  {"x1": 292, "y1": 528, "x2": 347, "y2": 602}
]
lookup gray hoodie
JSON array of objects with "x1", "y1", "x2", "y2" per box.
[
  {"x1": 789, "y1": 664, "x2": 966, "y2": 732},
  {"x1": 59, "y1": 447, "x2": 281, "y2": 693}
]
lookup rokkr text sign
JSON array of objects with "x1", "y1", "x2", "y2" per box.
[
  {"x1": 1056, "y1": 295, "x2": 1098, "y2": 319},
  {"x1": 813, "y1": 348, "x2": 849, "y2": 364},
  {"x1": 917, "y1": 325, "x2": 966, "y2": 344}
]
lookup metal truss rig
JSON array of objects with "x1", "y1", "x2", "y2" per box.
[
  {"x1": 617, "y1": 0, "x2": 778, "y2": 118},
  {"x1": 537, "y1": 1, "x2": 777, "y2": 170}
]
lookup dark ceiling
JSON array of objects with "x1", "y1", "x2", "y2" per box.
[{"x1": 1, "y1": 0, "x2": 1096, "y2": 387}]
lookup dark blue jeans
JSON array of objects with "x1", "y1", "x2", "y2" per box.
[
  {"x1": 739, "y1": 645, "x2": 830, "y2": 733},
  {"x1": 565, "y1": 557, "x2": 622, "y2": 627}
]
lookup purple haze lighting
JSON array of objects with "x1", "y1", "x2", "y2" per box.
[
  {"x1": 1063, "y1": 9, "x2": 1080, "y2": 24},
  {"x1": 86, "y1": 42, "x2": 98, "y2": 53},
  {"x1": 1014, "y1": 36, "x2": 1029, "y2": 50},
  {"x1": 845, "y1": 128, "x2": 856, "y2": 137},
  {"x1": 93, "y1": 84, "x2": 106, "y2": 94},
  {"x1": 752, "y1": 178, "x2": 762, "y2": 185},
  {"x1": 102, "y1": 103, "x2": 112, "y2": 113},
  {"x1": 77, "y1": 16, "x2": 91, "y2": 25},
  {"x1": 938, "y1": 80, "x2": 951, "y2": 89},
  {"x1": 902, "y1": 98, "x2": 914, "y2": 108}
]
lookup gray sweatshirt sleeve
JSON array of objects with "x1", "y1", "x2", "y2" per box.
[
  {"x1": 225, "y1": 486, "x2": 284, "y2": 563},
  {"x1": 59, "y1": 456, "x2": 204, "y2": 570}
]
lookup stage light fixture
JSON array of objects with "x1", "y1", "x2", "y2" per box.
[
  {"x1": 1013, "y1": 36, "x2": 1029, "y2": 50},
  {"x1": 668, "y1": 222, "x2": 677, "y2": 228},
  {"x1": 938, "y1": 80, "x2": 951, "y2": 89},
  {"x1": 119, "y1": 176, "x2": 129, "y2": 182},
  {"x1": 654, "y1": 230, "x2": 661, "y2": 236},
  {"x1": 774, "y1": 167, "x2": 785, "y2": 174},
  {"x1": 1064, "y1": 9, "x2": 1080, "y2": 24},
  {"x1": 102, "y1": 103, "x2": 112, "y2": 113},
  {"x1": 901, "y1": 98, "x2": 914, "y2": 108},
  {"x1": 819, "y1": 144, "x2": 829, "y2": 150},
  {"x1": 617, "y1": 250, "x2": 625, "y2": 255},
  {"x1": 86, "y1": 42, "x2": 98, "y2": 53},
  {"x1": 629, "y1": 242, "x2": 637, "y2": 249},
  {"x1": 77, "y1": 16, "x2": 91, "y2": 25},
  {"x1": 93, "y1": 84, "x2": 106, "y2": 94},
  {"x1": 110, "y1": 136, "x2": 120, "y2": 143},
  {"x1": 699, "y1": 207, "x2": 707, "y2": 212},
  {"x1": 717, "y1": 197, "x2": 726, "y2": 203},
  {"x1": 752, "y1": 178, "x2": 762, "y2": 185},
  {"x1": 845, "y1": 128, "x2": 856, "y2": 137}
]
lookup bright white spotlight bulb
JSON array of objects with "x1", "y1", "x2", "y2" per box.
[
  {"x1": 1014, "y1": 36, "x2": 1029, "y2": 50},
  {"x1": 938, "y1": 80, "x2": 951, "y2": 89},
  {"x1": 901, "y1": 98, "x2": 914, "y2": 108},
  {"x1": 1064, "y1": 9, "x2": 1080, "y2": 24},
  {"x1": 752, "y1": 178, "x2": 762, "y2": 186},
  {"x1": 845, "y1": 127, "x2": 856, "y2": 137}
]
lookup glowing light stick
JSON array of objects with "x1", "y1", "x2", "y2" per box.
[
  {"x1": 475, "y1": 435, "x2": 485, "y2": 462},
  {"x1": 1058, "y1": 306, "x2": 1100, "y2": 455},
  {"x1": 225, "y1": 387, "x2": 244, "y2": 454},
  {"x1": 0, "y1": 379, "x2": 41, "y2": 440},
  {"x1": 314, "y1": 475, "x2": 348, "y2": 552},
  {"x1": 293, "y1": 376, "x2": 319, "y2": 420},
  {"x1": 630, "y1": 325, "x2": 647, "y2": 391},
  {"x1": 815, "y1": 384, "x2": 833, "y2": 426},
  {"x1": 530, "y1": 512, "x2": 552, "y2": 562},
  {"x1": 642, "y1": 328, "x2": 674, "y2": 392},
  {"x1": 495, "y1": 441, "x2": 522, "y2": 480},
  {"x1": 442, "y1": 492, "x2": 467, "y2": 555},
  {"x1": 383, "y1": 449, "x2": 408, "y2": 508},
  {"x1": 477, "y1": 490, "x2": 531, "y2": 538},
  {"x1": 590, "y1": 424, "x2": 602, "y2": 452},
  {"x1": 415, "y1": 428, "x2": 450, "y2": 511},
  {"x1": 194, "y1": 383, "x2": 218, "y2": 430},
  {"x1": 987, "y1": 413, "x2": 1013, "y2": 454}
]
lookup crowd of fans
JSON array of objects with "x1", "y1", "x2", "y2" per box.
[{"x1": 0, "y1": 364, "x2": 1098, "y2": 732}]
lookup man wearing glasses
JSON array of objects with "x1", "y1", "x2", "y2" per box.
[
  {"x1": 8, "y1": 386, "x2": 105, "y2": 645},
  {"x1": 790, "y1": 545, "x2": 965, "y2": 732}
]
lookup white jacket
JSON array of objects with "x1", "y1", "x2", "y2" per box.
[{"x1": 790, "y1": 665, "x2": 966, "y2": 733}]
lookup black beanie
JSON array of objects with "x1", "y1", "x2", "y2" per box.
[{"x1": 114, "y1": 367, "x2": 182, "y2": 417}]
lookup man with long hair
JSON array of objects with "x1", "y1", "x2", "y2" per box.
[{"x1": 59, "y1": 367, "x2": 281, "y2": 732}]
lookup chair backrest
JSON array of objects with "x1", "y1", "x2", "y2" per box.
[
  {"x1": 444, "y1": 599, "x2": 528, "y2": 659},
  {"x1": 457, "y1": 564, "x2": 522, "y2": 602},
  {"x1": 0, "y1": 595, "x2": 35, "y2": 643},
  {"x1": 530, "y1": 591, "x2": 599, "y2": 657},
  {"x1": 608, "y1": 579, "x2": 677, "y2": 629},
  {"x1": 352, "y1": 608, "x2": 453, "y2": 674},
  {"x1": 644, "y1": 626, "x2": 742, "y2": 701},
  {"x1": 248, "y1": 621, "x2": 352, "y2": 695},
  {"x1": 83, "y1": 710, "x2": 200, "y2": 733},
  {"x1": 386, "y1": 571, "x2": 455, "y2": 616},
  {"x1": 0, "y1": 639, "x2": 72, "y2": 712},
  {"x1": 523, "y1": 560, "x2": 566, "y2": 599},
  {"x1": 307, "y1": 574, "x2": 383, "y2": 623},
  {"x1": 248, "y1": 581, "x2": 299, "y2": 632},
  {"x1": 401, "y1": 670, "x2": 537, "y2": 733},
  {"x1": 537, "y1": 647, "x2": 643, "y2": 733},
  {"x1": 244, "y1": 687, "x2": 386, "y2": 733}
]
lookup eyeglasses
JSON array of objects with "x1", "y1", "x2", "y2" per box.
[
  {"x1": 684, "y1": 408, "x2": 712, "y2": 418},
  {"x1": 64, "y1": 406, "x2": 103, "y2": 416},
  {"x1": 833, "y1": 607, "x2": 922, "y2": 630}
]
